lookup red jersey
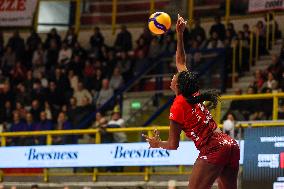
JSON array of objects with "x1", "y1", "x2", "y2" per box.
[{"x1": 169, "y1": 94, "x2": 217, "y2": 150}]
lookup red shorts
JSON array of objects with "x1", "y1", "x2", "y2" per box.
[{"x1": 198, "y1": 132, "x2": 240, "y2": 169}]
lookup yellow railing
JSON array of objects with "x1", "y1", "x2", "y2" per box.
[{"x1": 215, "y1": 93, "x2": 284, "y2": 123}]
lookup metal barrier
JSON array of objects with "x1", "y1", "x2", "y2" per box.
[
  {"x1": 1, "y1": 122, "x2": 284, "y2": 182},
  {"x1": 215, "y1": 93, "x2": 284, "y2": 124}
]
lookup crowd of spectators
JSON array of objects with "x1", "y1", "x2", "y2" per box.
[
  {"x1": 0, "y1": 15, "x2": 283, "y2": 145},
  {"x1": 0, "y1": 24, "x2": 174, "y2": 145}
]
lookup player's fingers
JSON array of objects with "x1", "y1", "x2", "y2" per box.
[
  {"x1": 142, "y1": 134, "x2": 150, "y2": 140},
  {"x1": 178, "y1": 14, "x2": 180, "y2": 19},
  {"x1": 154, "y1": 129, "x2": 160, "y2": 136}
]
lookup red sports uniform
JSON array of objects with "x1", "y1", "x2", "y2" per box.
[{"x1": 169, "y1": 94, "x2": 240, "y2": 168}]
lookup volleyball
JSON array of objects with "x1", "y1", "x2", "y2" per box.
[{"x1": 148, "y1": 12, "x2": 171, "y2": 35}]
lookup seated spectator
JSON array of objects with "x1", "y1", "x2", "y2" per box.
[
  {"x1": 8, "y1": 111, "x2": 27, "y2": 146},
  {"x1": 114, "y1": 25, "x2": 132, "y2": 52},
  {"x1": 44, "y1": 28, "x2": 61, "y2": 49},
  {"x1": 256, "y1": 20, "x2": 268, "y2": 55},
  {"x1": 26, "y1": 29, "x2": 42, "y2": 53},
  {"x1": 116, "y1": 51, "x2": 132, "y2": 81},
  {"x1": 73, "y1": 42, "x2": 87, "y2": 60},
  {"x1": 44, "y1": 101, "x2": 53, "y2": 120},
  {"x1": 83, "y1": 60, "x2": 95, "y2": 88},
  {"x1": 69, "y1": 55, "x2": 84, "y2": 77},
  {"x1": 53, "y1": 112, "x2": 75, "y2": 144},
  {"x1": 133, "y1": 50, "x2": 149, "y2": 77},
  {"x1": 106, "y1": 111, "x2": 126, "y2": 172},
  {"x1": 261, "y1": 72, "x2": 278, "y2": 92},
  {"x1": 10, "y1": 61, "x2": 27, "y2": 85},
  {"x1": 147, "y1": 37, "x2": 161, "y2": 59},
  {"x1": 31, "y1": 80, "x2": 46, "y2": 103},
  {"x1": 53, "y1": 67, "x2": 71, "y2": 96},
  {"x1": 36, "y1": 72, "x2": 48, "y2": 89},
  {"x1": 267, "y1": 54, "x2": 283, "y2": 80},
  {"x1": 1, "y1": 46, "x2": 16, "y2": 75},
  {"x1": 223, "y1": 113, "x2": 236, "y2": 138},
  {"x1": 251, "y1": 69, "x2": 264, "y2": 92},
  {"x1": 25, "y1": 112, "x2": 36, "y2": 145},
  {"x1": 109, "y1": 67, "x2": 123, "y2": 92},
  {"x1": 58, "y1": 42, "x2": 72, "y2": 66},
  {"x1": 67, "y1": 97, "x2": 80, "y2": 127},
  {"x1": 137, "y1": 27, "x2": 152, "y2": 48},
  {"x1": 73, "y1": 82, "x2": 92, "y2": 107},
  {"x1": 92, "y1": 68, "x2": 103, "y2": 99},
  {"x1": 32, "y1": 43, "x2": 45, "y2": 74},
  {"x1": 0, "y1": 101, "x2": 13, "y2": 125},
  {"x1": 243, "y1": 24, "x2": 251, "y2": 43},
  {"x1": 207, "y1": 31, "x2": 224, "y2": 49},
  {"x1": 46, "y1": 81, "x2": 64, "y2": 110},
  {"x1": 107, "y1": 111, "x2": 127, "y2": 143},
  {"x1": 92, "y1": 112, "x2": 108, "y2": 129},
  {"x1": 15, "y1": 102, "x2": 27, "y2": 119},
  {"x1": 92, "y1": 112, "x2": 111, "y2": 143},
  {"x1": 64, "y1": 27, "x2": 77, "y2": 47},
  {"x1": 90, "y1": 27, "x2": 105, "y2": 51},
  {"x1": 160, "y1": 34, "x2": 176, "y2": 55},
  {"x1": 7, "y1": 30, "x2": 25, "y2": 60},
  {"x1": 15, "y1": 83, "x2": 31, "y2": 107},
  {"x1": 227, "y1": 22, "x2": 237, "y2": 38},
  {"x1": 45, "y1": 39, "x2": 59, "y2": 72},
  {"x1": 96, "y1": 79, "x2": 114, "y2": 108},
  {"x1": 134, "y1": 38, "x2": 148, "y2": 58},
  {"x1": 191, "y1": 18, "x2": 206, "y2": 44},
  {"x1": 33, "y1": 111, "x2": 54, "y2": 145},
  {"x1": 104, "y1": 50, "x2": 117, "y2": 78},
  {"x1": 30, "y1": 99, "x2": 42, "y2": 122},
  {"x1": 68, "y1": 70, "x2": 79, "y2": 92},
  {"x1": 209, "y1": 16, "x2": 226, "y2": 41},
  {"x1": 24, "y1": 70, "x2": 34, "y2": 93}
]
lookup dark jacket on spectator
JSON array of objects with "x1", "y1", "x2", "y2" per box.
[
  {"x1": 114, "y1": 29, "x2": 132, "y2": 51},
  {"x1": 33, "y1": 120, "x2": 54, "y2": 145},
  {"x1": 210, "y1": 23, "x2": 226, "y2": 41}
]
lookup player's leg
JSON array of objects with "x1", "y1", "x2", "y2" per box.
[
  {"x1": 217, "y1": 139, "x2": 240, "y2": 189},
  {"x1": 188, "y1": 158, "x2": 223, "y2": 189},
  {"x1": 217, "y1": 165, "x2": 239, "y2": 189}
]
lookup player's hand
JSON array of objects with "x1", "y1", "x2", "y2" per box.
[
  {"x1": 142, "y1": 129, "x2": 161, "y2": 148},
  {"x1": 176, "y1": 14, "x2": 187, "y2": 35}
]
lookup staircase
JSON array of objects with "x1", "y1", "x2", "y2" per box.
[
  {"x1": 226, "y1": 40, "x2": 283, "y2": 94},
  {"x1": 123, "y1": 91, "x2": 172, "y2": 126},
  {"x1": 81, "y1": 0, "x2": 170, "y2": 26}
]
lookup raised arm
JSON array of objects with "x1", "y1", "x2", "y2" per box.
[{"x1": 176, "y1": 14, "x2": 188, "y2": 72}]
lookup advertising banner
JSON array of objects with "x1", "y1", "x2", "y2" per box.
[
  {"x1": 0, "y1": 0, "x2": 38, "y2": 26},
  {"x1": 249, "y1": 0, "x2": 284, "y2": 12},
  {"x1": 243, "y1": 127, "x2": 284, "y2": 189},
  {"x1": 0, "y1": 141, "x2": 244, "y2": 168}
]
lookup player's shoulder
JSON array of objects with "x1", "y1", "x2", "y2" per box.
[
  {"x1": 172, "y1": 95, "x2": 190, "y2": 108},
  {"x1": 174, "y1": 95, "x2": 187, "y2": 104}
]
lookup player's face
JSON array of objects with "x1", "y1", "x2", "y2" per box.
[{"x1": 170, "y1": 74, "x2": 178, "y2": 93}]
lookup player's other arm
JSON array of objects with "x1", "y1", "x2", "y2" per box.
[
  {"x1": 143, "y1": 120, "x2": 182, "y2": 150},
  {"x1": 159, "y1": 120, "x2": 182, "y2": 150},
  {"x1": 176, "y1": 14, "x2": 188, "y2": 72}
]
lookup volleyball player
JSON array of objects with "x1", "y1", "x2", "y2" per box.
[{"x1": 143, "y1": 15, "x2": 240, "y2": 189}]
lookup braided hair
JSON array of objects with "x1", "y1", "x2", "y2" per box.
[{"x1": 177, "y1": 71, "x2": 220, "y2": 109}]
